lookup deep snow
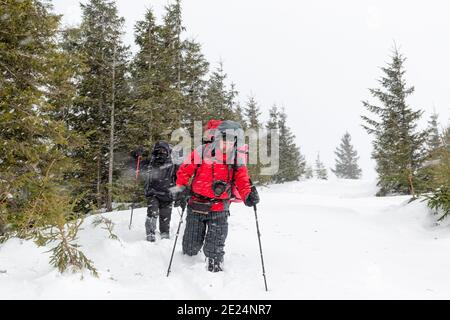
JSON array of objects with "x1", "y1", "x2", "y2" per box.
[{"x1": 1, "y1": 179, "x2": 450, "y2": 300}]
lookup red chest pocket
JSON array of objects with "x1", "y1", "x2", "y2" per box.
[{"x1": 211, "y1": 162, "x2": 231, "y2": 181}]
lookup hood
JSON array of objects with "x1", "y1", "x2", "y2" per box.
[
  {"x1": 152, "y1": 141, "x2": 172, "y2": 154},
  {"x1": 204, "y1": 120, "x2": 243, "y2": 142},
  {"x1": 150, "y1": 141, "x2": 173, "y2": 165}
]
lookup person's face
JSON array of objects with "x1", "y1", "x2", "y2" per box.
[
  {"x1": 154, "y1": 148, "x2": 168, "y2": 160},
  {"x1": 219, "y1": 137, "x2": 235, "y2": 153}
]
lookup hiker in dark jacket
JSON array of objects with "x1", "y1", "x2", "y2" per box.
[{"x1": 144, "y1": 141, "x2": 178, "y2": 242}]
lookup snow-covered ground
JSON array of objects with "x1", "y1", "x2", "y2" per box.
[{"x1": 1, "y1": 179, "x2": 450, "y2": 300}]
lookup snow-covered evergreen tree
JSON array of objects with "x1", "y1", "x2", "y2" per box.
[
  {"x1": 0, "y1": 0, "x2": 96, "y2": 275},
  {"x1": 244, "y1": 96, "x2": 262, "y2": 129},
  {"x1": 273, "y1": 108, "x2": 306, "y2": 183},
  {"x1": 244, "y1": 96, "x2": 263, "y2": 183},
  {"x1": 304, "y1": 165, "x2": 314, "y2": 179},
  {"x1": 203, "y1": 62, "x2": 239, "y2": 121},
  {"x1": 426, "y1": 112, "x2": 442, "y2": 154},
  {"x1": 362, "y1": 47, "x2": 427, "y2": 196},
  {"x1": 265, "y1": 105, "x2": 279, "y2": 159},
  {"x1": 157, "y1": 0, "x2": 210, "y2": 128},
  {"x1": 0, "y1": 0, "x2": 77, "y2": 224},
  {"x1": 260, "y1": 105, "x2": 280, "y2": 185},
  {"x1": 129, "y1": 4, "x2": 208, "y2": 145},
  {"x1": 61, "y1": 0, "x2": 131, "y2": 211},
  {"x1": 332, "y1": 132, "x2": 362, "y2": 179},
  {"x1": 426, "y1": 126, "x2": 450, "y2": 220},
  {"x1": 315, "y1": 154, "x2": 328, "y2": 180}
]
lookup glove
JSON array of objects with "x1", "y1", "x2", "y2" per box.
[
  {"x1": 171, "y1": 185, "x2": 188, "y2": 210},
  {"x1": 169, "y1": 185, "x2": 187, "y2": 202},
  {"x1": 174, "y1": 197, "x2": 187, "y2": 210},
  {"x1": 244, "y1": 186, "x2": 260, "y2": 207},
  {"x1": 145, "y1": 186, "x2": 164, "y2": 198}
]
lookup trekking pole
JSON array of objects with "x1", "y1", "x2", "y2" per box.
[
  {"x1": 128, "y1": 155, "x2": 142, "y2": 230},
  {"x1": 166, "y1": 205, "x2": 186, "y2": 277},
  {"x1": 253, "y1": 204, "x2": 268, "y2": 291}
]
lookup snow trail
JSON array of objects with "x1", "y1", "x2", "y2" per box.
[{"x1": 1, "y1": 179, "x2": 450, "y2": 299}]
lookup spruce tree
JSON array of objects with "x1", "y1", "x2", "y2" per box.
[
  {"x1": 127, "y1": 3, "x2": 210, "y2": 202},
  {"x1": 362, "y1": 47, "x2": 427, "y2": 196},
  {"x1": 1, "y1": 0, "x2": 76, "y2": 230},
  {"x1": 0, "y1": 0, "x2": 95, "y2": 274},
  {"x1": 262, "y1": 105, "x2": 280, "y2": 184},
  {"x1": 129, "y1": 4, "x2": 209, "y2": 145},
  {"x1": 244, "y1": 96, "x2": 262, "y2": 183},
  {"x1": 156, "y1": 0, "x2": 185, "y2": 130},
  {"x1": 181, "y1": 39, "x2": 209, "y2": 124},
  {"x1": 273, "y1": 108, "x2": 306, "y2": 183},
  {"x1": 315, "y1": 153, "x2": 328, "y2": 180},
  {"x1": 332, "y1": 132, "x2": 362, "y2": 179},
  {"x1": 244, "y1": 96, "x2": 261, "y2": 128},
  {"x1": 129, "y1": 7, "x2": 166, "y2": 151},
  {"x1": 426, "y1": 112, "x2": 442, "y2": 154},
  {"x1": 419, "y1": 112, "x2": 443, "y2": 191},
  {"x1": 305, "y1": 165, "x2": 314, "y2": 179},
  {"x1": 266, "y1": 105, "x2": 279, "y2": 132},
  {"x1": 146, "y1": 0, "x2": 209, "y2": 132},
  {"x1": 65, "y1": 0, "x2": 131, "y2": 212},
  {"x1": 426, "y1": 127, "x2": 450, "y2": 220},
  {"x1": 203, "y1": 63, "x2": 239, "y2": 121}
]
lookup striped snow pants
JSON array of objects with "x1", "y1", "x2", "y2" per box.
[{"x1": 182, "y1": 207, "x2": 229, "y2": 263}]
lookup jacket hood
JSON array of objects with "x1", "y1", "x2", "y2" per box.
[
  {"x1": 150, "y1": 141, "x2": 173, "y2": 164},
  {"x1": 217, "y1": 120, "x2": 242, "y2": 132},
  {"x1": 204, "y1": 120, "x2": 243, "y2": 142},
  {"x1": 152, "y1": 141, "x2": 172, "y2": 154}
]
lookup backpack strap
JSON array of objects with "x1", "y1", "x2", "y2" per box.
[
  {"x1": 229, "y1": 140, "x2": 238, "y2": 199},
  {"x1": 188, "y1": 143, "x2": 207, "y2": 190}
]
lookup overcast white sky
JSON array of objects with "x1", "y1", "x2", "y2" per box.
[{"x1": 53, "y1": 0, "x2": 450, "y2": 180}]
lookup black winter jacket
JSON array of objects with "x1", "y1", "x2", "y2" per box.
[{"x1": 144, "y1": 141, "x2": 178, "y2": 202}]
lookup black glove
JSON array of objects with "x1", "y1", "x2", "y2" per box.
[
  {"x1": 174, "y1": 197, "x2": 187, "y2": 210},
  {"x1": 169, "y1": 185, "x2": 187, "y2": 202},
  {"x1": 145, "y1": 187, "x2": 166, "y2": 198},
  {"x1": 172, "y1": 185, "x2": 188, "y2": 210},
  {"x1": 245, "y1": 186, "x2": 260, "y2": 207}
]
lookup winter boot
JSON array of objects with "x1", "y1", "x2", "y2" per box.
[
  {"x1": 145, "y1": 216, "x2": 157, "y2": 242},
  {"x1": 207, "y1": 258, "x2": 223, "y2": 273},
  {"x1": 160, "y1": 232, "x2": 170, "y2": 239}
]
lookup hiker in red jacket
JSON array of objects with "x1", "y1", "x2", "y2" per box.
[{"x1": 171, "y1": 120, "x2": 260, "y2": 272}]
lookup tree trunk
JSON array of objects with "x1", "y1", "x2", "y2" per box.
[
  {"x1": 176, "y1": 9, "x2": 182, "y2": 121},
  {"x1": 408, "y1": 173, "x2": 416, "y2": 199},
  {"x1": 96, "y1": 154, "x2": 102, "y2": 209},
  {"x1": 107, "y1": 45, "x2": 116, "y2": 212},
  {"x1": 148, "y1": 24, "x2": 152, "y2": 72}
]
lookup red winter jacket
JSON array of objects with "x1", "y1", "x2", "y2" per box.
[{"x1": 176, "y1": 142, "x2": 252, "y2": 212}]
